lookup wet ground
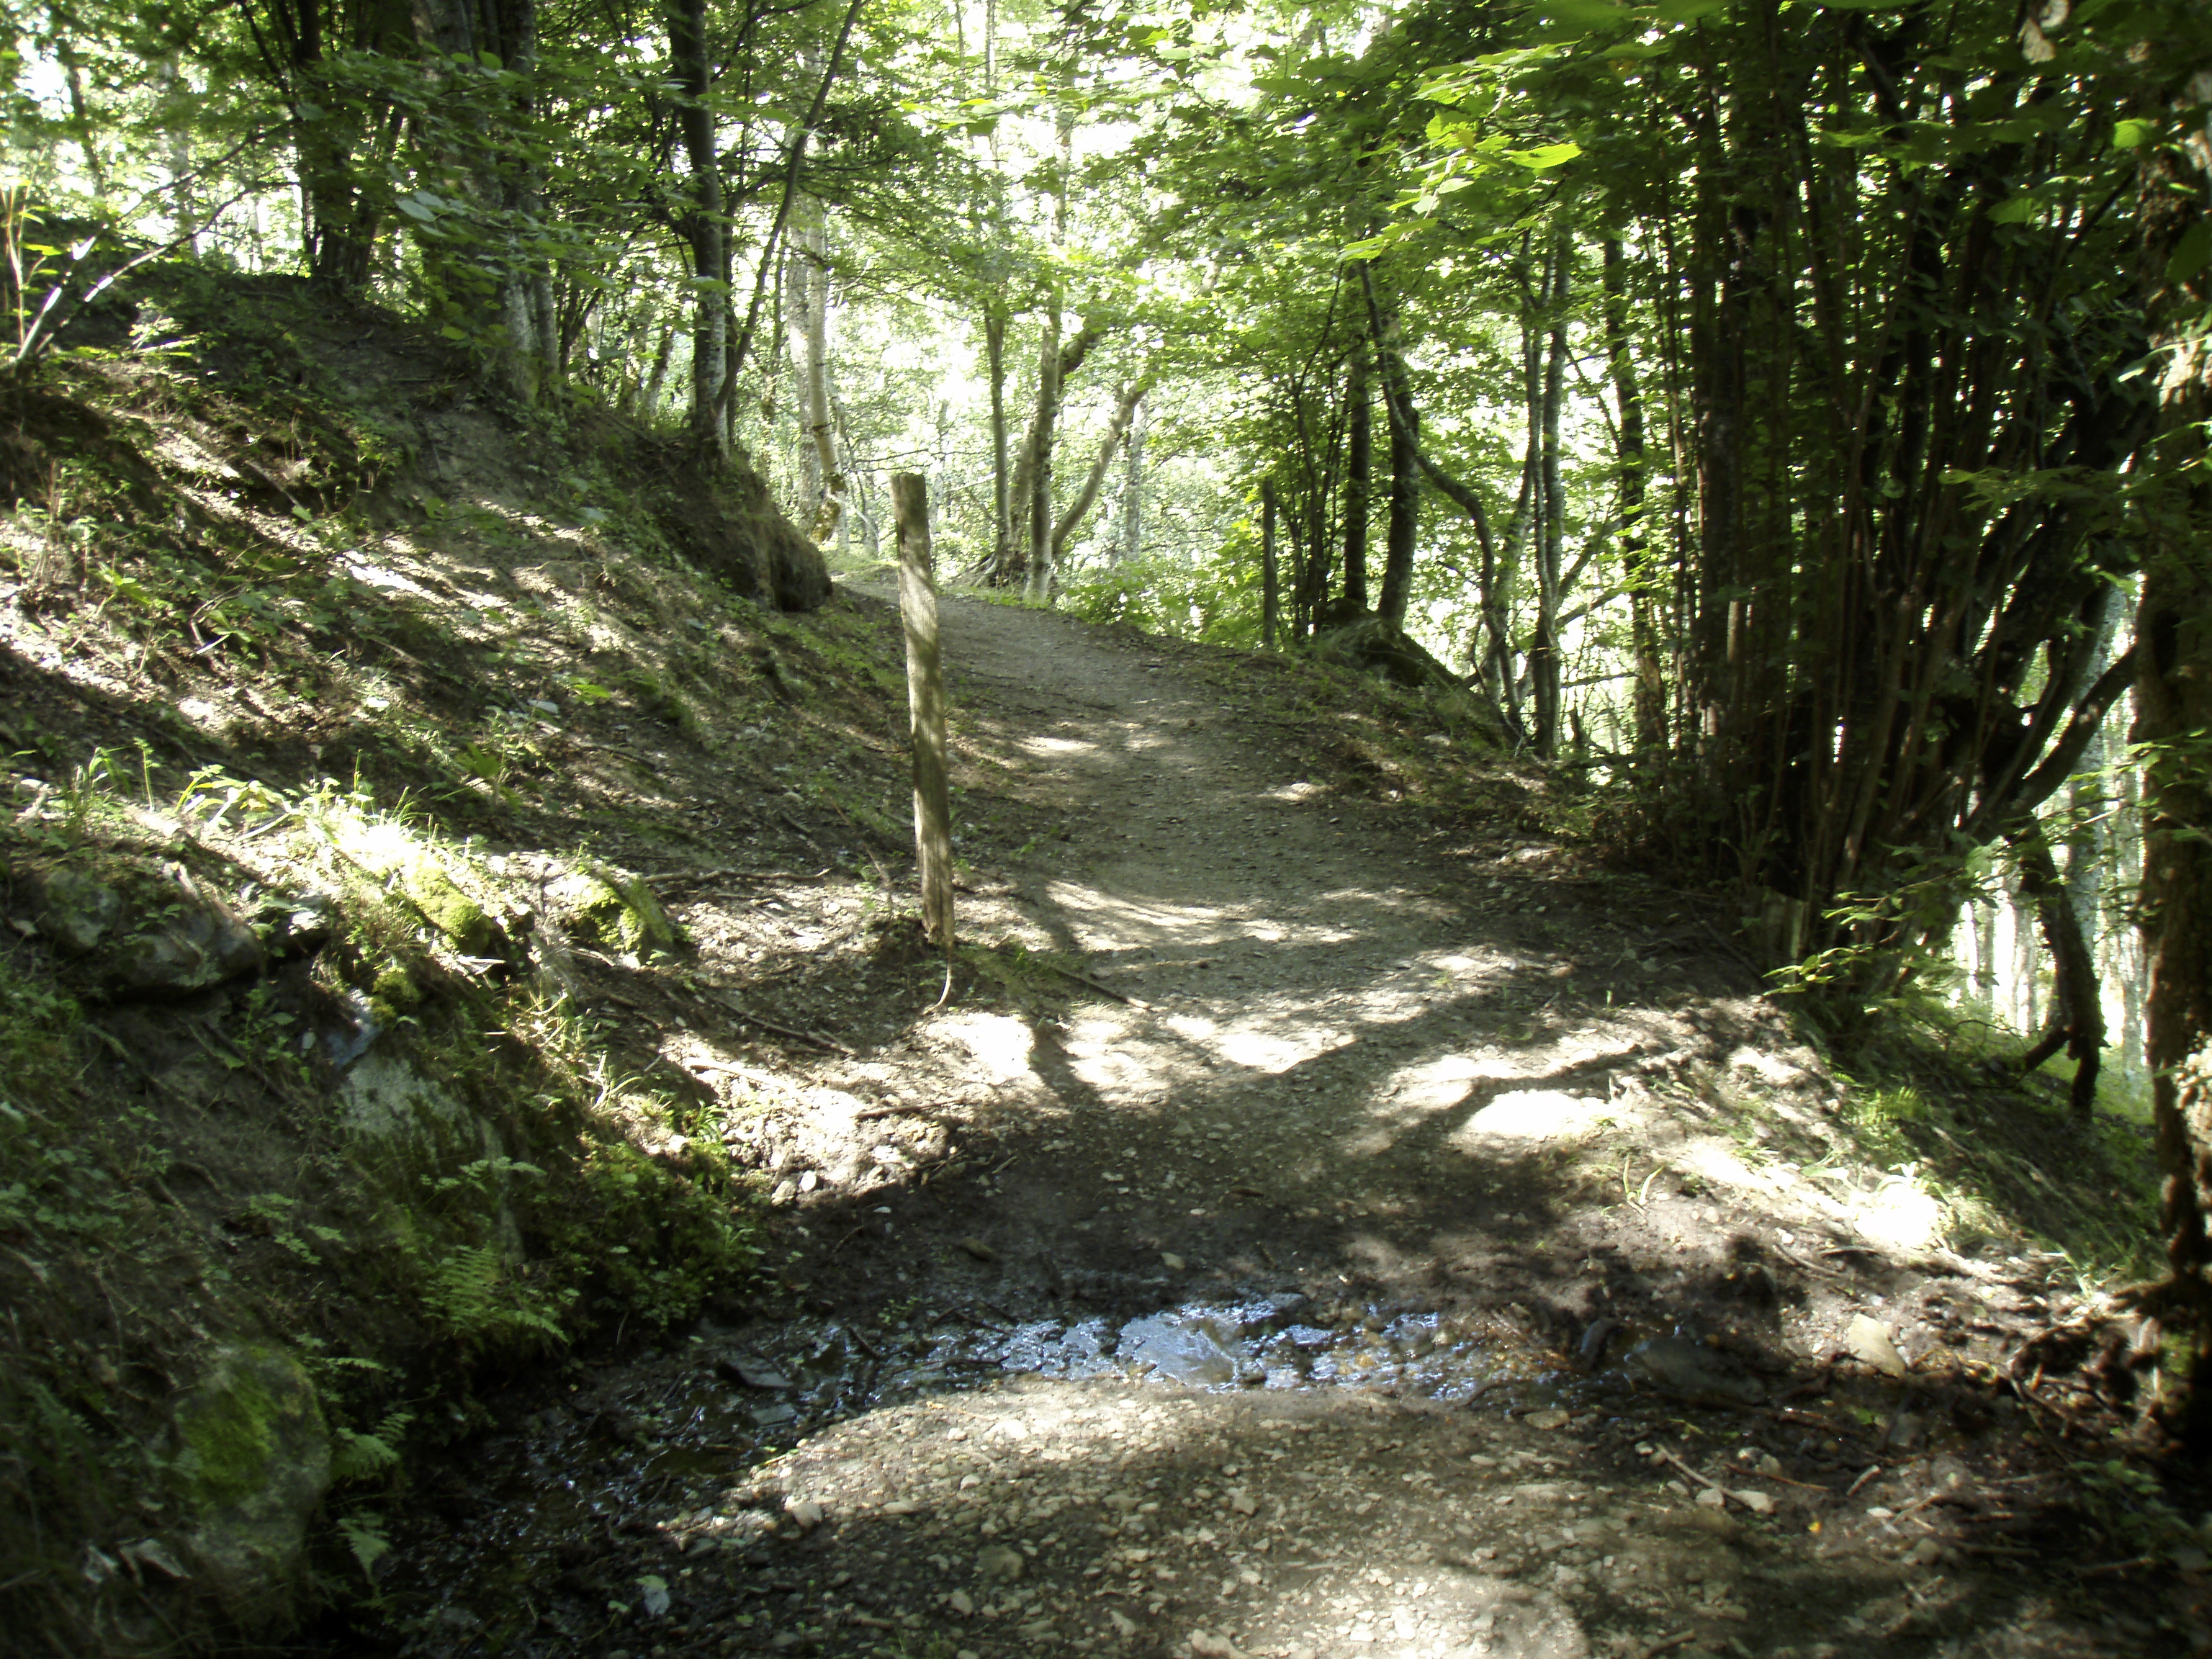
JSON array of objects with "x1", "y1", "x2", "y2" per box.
[{"x1": 330, "y1": 586, "x2": 2203, "y2": 1658}]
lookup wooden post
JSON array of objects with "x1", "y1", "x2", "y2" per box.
[
  {"x1": 893, "y1": 474, "x2": 955, "y2": 946},
  {"x1": 1260, "y1": 477, "x2": 1279, "y2": 652}
]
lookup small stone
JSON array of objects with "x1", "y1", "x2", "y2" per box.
[
  {"x1": 1189, "y1": 1632, "x2": 1238, "y2": 1658},
  {"x1": 956, "y1": 1236, "x2": 998, "y2": 1262},
  {"x1": 784, "y1": 1498, "x2": 824, "y2": 1531},
  {"x1": 977, "y1": 1544, "x2": 1025, "y2": 1581},
  {"x1": 1905, "y1": 1537, "x2": 1945, "y2": 1567},
  {"x1": 881, "y1": 1499, "x2": 917, "y2": 1516},
  {"x1": 1161, "y1": 1253, "x2": 1187, "y2": 1272},
  {"x1": 1695, "y1": 1486, "x2": 1727, "y2": 1510},
  {"x1": 719, "y1": 1356, "x2": 794, "y2": 1390},
  {"x1": 1733, "y1": 1489, "x2": 1773, "y2": 1516},
  {"x1": 1846, "y1": 1314, "x2": 1909, "y2": 1377},
  {"x1": 1109, "y1": 1609, "x2": 1138, "y2": 1637},
  {"x1": 948, "y1": 1590, "x2": 975, "y2": 1616},
  {"x1": 1524, "y1": 1408, "x2": 1570, "y2": 1431},
  {"x1": 1226, "y1": 1491, "x2": 1257, "y2": 1516},
  {"x1": 959, "y1": 1650, "x2": 981, "y2": 1659}
]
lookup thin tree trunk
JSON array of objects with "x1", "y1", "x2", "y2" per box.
[
  {"x1": 986, "y1": 303, "x2": 1010, "y2": 571},
  {"x1": 800, "y1": 211, "x2": 842, "y2": 544},
  {"x1": 1052, "y1": 376, "x2": 1151, "y2": 560},
  {"x1": 1604, "y1": 238, "x2": 1665, "y2": 751},
  {"x1": 1532, "y1": 240, "x2": 1569, "y2": 758},
  {"x1": 1342, "y1": 349, "x2": 1372, "y2": 613},
  {"x1": 1121, "y1": 391, "x2": 1146, "y2": 562},
  {"x1": 1377, "y1": 329, "x2": 1419, "y2": 627},
  {"x1": 1262, "y1": 477, "x2": 1279, "y2": 650},
  {"x1": 1026, "y1": 302, "x2": 1062, "y2": 598}
]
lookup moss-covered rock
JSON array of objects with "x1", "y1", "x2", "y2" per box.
[
  {"x1": 400, "y1": 854, "x2": 495, "y2": 954},
  {"x1": 552, "y1": 864, "x2": 678, "y2": 954},
  {"x1": 169, "y1": 1344, "x2": 331, "y2": 1626}
]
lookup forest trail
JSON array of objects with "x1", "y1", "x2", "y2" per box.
[{"x1": 364, "y1": 588, "x2": 2166, "y2": 1659}]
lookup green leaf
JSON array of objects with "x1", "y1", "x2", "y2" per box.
[
  {"x1": 1535, "y1": 0, "x2": 1647, "y2": 23},
  {"x1": 1505, "y1": 142, "x2": 1582, "y2": 170},
  {"x1": 2113, "y1": 118, "x2": 2159, "y2": 150},
  {"x1": 2167, "y1": 220, "x2": 2212, "y2": 286},
  {"x1": 1655, "y1": 0, "x2": 1732, "y2": 18},
  {"x1": 1985, "y1": 197, "x2": 2041, "y2": 223},
  {"x1": 439, "y1": 324, "x2": 468, "y2": 341}
]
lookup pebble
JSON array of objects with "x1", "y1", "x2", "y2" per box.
[
  {"x1": 1732, "y1": 1489, "x2": 1774, "y2": 1516},
  {"x1": 948, "y1": 1590, "x2": 974, "y2": 1615},
  {"x1": 957, "y1": 1236, "x2": 998, "y2": 1262},
  {"x1": 1524, "y1": 1408, "x2": 1570, "y2": 1431},
  {"x1": 1161, "y1": 1252, "x2": 1187, "y2": 1272},
  {"x1": 1846, "y1": 1313, "x2": 1909, "y2": 1377},
  {"x1": 784, "y1": 1498, "x2": 824, "y2": 1530},
  {"x1": 977, "y1": 1544, "x2": 1025, "y2": 1581}
]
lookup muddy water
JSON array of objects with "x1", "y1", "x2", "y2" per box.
[{"x1": 357, "y1": 1293, "x2": 1606, "y2": 1650}]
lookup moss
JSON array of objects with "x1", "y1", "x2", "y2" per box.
[
  {"x1": 559, "y1": 866, "x2": 678, "y2": 953},
  {"x1": 401, "y1": 856, "x2": 493, "y2": 954},
  {"x1": 178, "y1": 1364, "x2": 280, "y2": 1509}
]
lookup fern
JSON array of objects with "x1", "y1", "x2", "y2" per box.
[{"x1": 422, "y1": 1245, "x2": 567, "y2": 1357}]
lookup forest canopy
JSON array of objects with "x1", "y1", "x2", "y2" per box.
[{"x1": 12, "y1": 0, "x2": 2212, "y2": 1415}]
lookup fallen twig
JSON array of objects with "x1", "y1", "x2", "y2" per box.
[
  {"x1": 716, "y1": 995, "x2": 855, "y2": 1054},
  {"x1": 1745, "y1": 1467, "x2": 1836, "y2": 1494},
  {"x1": 1038, "y1": 959, "x2": 1148, "y2": 1007},
  {"x1": 856, "y1": 1101, "x2": 946, "y2": 1121},
  {"x1": 1846, "y1": 1465, "x2": 1883, "y2": 1498},
  {"x1": 1635, "y1": 1632, "x2": 1699, "y2": 1659}
]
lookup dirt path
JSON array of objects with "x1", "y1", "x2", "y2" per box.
[{"x1": 370, "y1": 590, "x2": 2175, "y2": 1659}]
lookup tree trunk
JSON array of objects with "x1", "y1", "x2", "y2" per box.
[
  {"x1": 1052, "y1": 376, "x2": 1151, "y2": 561},
  {"x1": 2136, "y1": 61, "x2": 2212, "y2": 1431},
  {"x1": 1342, "y1": 349, "x2": 1372, "y2": 613},
  {"x1": 799, "y1": 210, "x2": 842, "y2": 545},
  {"x1": 2013, "y1": 827, "x2": 2105, "y2": 1118},
  {"x1": 1377, "y1": 349, "x2": 1418, "y2": 626},
  {"x1": 986, "y1": 303, "x2": 1010, "y2": 572},
  {"x1": 1531, "y1": 243, "x2": 1569, "y2": 757},
  {"x1": 1026, "y1": 300, "x2": 1061, "y2": 601},
  {"x1": 1261, "y1": 477, "x2": 1278, "y2": 650},
  {"x1": 1121, "y1": 390, "x2": 1146, "y2": 563},
  {"x1": 1604, "y1": 238, "x2": 1665, "y2": 751},
  {"x1": 668, "y1": 0, "x2": 725, "y2": 451}
]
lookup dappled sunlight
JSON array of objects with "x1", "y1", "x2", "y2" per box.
[
  {"x1": 925, "y1": 1010, "x2": 1040, "y2": 1085},
  {"x1": 1016, "y1": 733, "x2": 1100, "y2": 757},
  {"x1": 1449, "y1": 1087, "x2": 1615, "y2": 1148}
]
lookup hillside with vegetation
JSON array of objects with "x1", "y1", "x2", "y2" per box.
[{"x1": 8, "y1": 1, "x2": 2212, "y2": 1655}]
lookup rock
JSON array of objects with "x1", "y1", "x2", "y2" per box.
[
  {"x1": 1109, "y1": 1609, "x2": 1138, "y2": 1636},
  {"x1": 1732, "y1": 1489, "x2": 1774, "y2": 1516},
  {"x1": 1695, "y1": 1486, "x2": 1727, "y2": 1510},
  {"x1": 948, "y1": 1589, "x2": 974, "y2": 1616},
  {"x1": 976, "y1": 1544, "x2": 1024, "y2": 1581},
  {"x1": 169, "y1": 1344, "x2": 332, "y2": 1624},
  {"x1": 24, "y1": 866, "x2": 124, "y2": 953},
  {"x1": 1190, "y1": 1632, "x2": 1239, "y2": 1658},
  {"x1": 1524, "y1": 1408, "x2": 1571, "y2": 1431},
  {"x1": 1621, "y1": 1336, "x2": 1765, "y2": 1407},
  {"x1": 553, "y1": 864, "x2": 679, "y2": 954},
  {"x1": 111, "y1": 896, "x2": 267, "y2": 994},
  {"x1": 1845, "y1": 1314, "x2": 1909, "y2": 1377},
  {"x1": 719, "y1": 1355, "x2": 795, "y2": 1390},
  {"x1": 398, "y1": 854, "x2": 498, "y2": 955},
  {"x1": 1226, "y1": 1491, "x2": 1257, "y2": 1516},
  {"x1": 784, "y1": 1498, "x2": 824, "y2": 1531},
  {"x1": 1161, "y1": 1252, "x2": 1187, "y2": 1272},
  {"x1": 956, "y1": 1236, "x2": 997, "y2": 1262},
  {"x1": 1904, "y1": 1537, "x2": 1945, "y2": 1566}
]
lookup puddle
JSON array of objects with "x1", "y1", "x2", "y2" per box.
[{"x1": 343, "y1": 1296, "x2": 1583, "y2": 1651}]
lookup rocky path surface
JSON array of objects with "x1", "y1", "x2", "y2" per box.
[{"x1": 372, "y1": 588, "x2": 2179, "y2": 1659}]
